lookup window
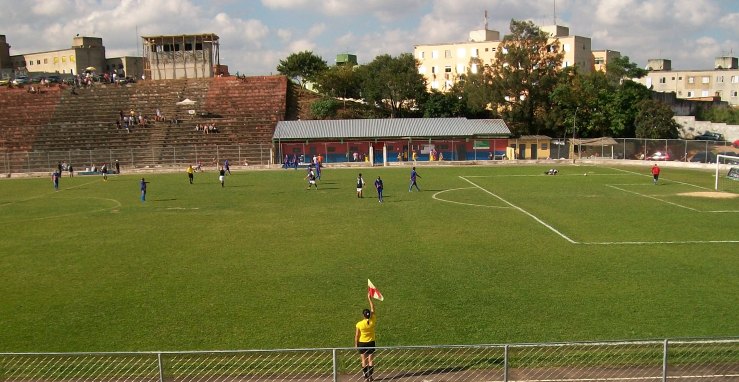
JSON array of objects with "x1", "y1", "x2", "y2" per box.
[
  {"x1": 732, "y1": 91, "x2": 738, "y2": 97},
  {"x1": 28, "y1": 60, "x2": 33, "y2": 66},
  {"x1": 471, "y1": 64, "x2": 478, "y2": 74},
  {"x1": 431, "y1": 50, "x2": 438, "y2": 59},
  {"x1": 687, "y1": 77, "x2": 694, "y2": 84},
  {"x1": 563, "y1": 43, "x2": 571, "y2": 53},
  {"x1": 418, "y1": 66, "x2": 426, "y2": 74},
  {"x1": 431, "y1": 66, "x2": 436, "y2": 74},
  {"x1": 671, "y1": 77, "x2": 675, "y2": 80},
  {"x1": 36, "y1": 60, "x2": 40, "y2": 65},
  {"x1": 659, "y1": 77, "x2": 666, "y2": 84},
  {"x1": 594, "y1": 58, "x2": 604, "y2": 65},
  {"x1": 701, "y1": 76, "x2": 709, "y2": 84},
  {"x1": 70, "y1": 55, "x2": 75, "y2": 62},
  {"x1": 44, "y1": 58, "x2": 48, "y2": 64},
  {"x1": 687, "y1": 91, "x2": 694, "y2": 97},
  {"x1": 195, "y1": 43, "x2": 203, "y2": 50},
  {"x1": 444, "y1": 50, "x2": 451, "y2": 58},
  {"x1": 470, "y1": 48, "x2": 478, "y2": 57},
  {"x1": 701, "y1": 90, "x2": 709, "y2": 97},
  {"x1": 541, "y1": 144, "x2": 548, "y2": 150},
  {"x1": 717, "y1": 76, "x2": 724, "y2": 83},
  {"x1": 484, "y1": 48, "x2": 488, "y2": 52},
  {"x1": 417, "y1": 51, "x2": 425, "y2": 59},
  {"x1": 62, "y1": 56, "x2": 66, "y2": 62},
  {"x1": 54, "y1": 57, "x2": 58, "y2": 64},
  {"x1": 444, "y1": 66, "x2": 452, "y2": 73},
  {"x1": 185, "y1": 43, "x2": 193, "y2": 50},
  {"x1": 457, "y1": 48, "x2": 466, "y2": 58},
  {"x1": 456, "y1": 64, "x2": 465, "y2": 73},
  {"x1": 678, "y1": 76, "x2": 682, "y2": 80},
  {"x1": 731, "y1": 76, "x2": 739, "y2": 83},
  {"x1": 562, "y1": 61, "x2": 569, "y2": 68}
]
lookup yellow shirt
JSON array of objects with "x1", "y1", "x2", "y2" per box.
[
  {"x1": 355, "y1": 314, "x2": 377, "y2": 342},
  {"x1": 187, "y1": 166, "x2": 194, "y2": 174}
]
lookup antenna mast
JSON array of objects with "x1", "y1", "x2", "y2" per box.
[
  {"x1": 553, "y1": 0, "x2": 557, "y2": 24},
  {"x1": 484, "y1": 10, "x2": 488, "y2": 30}
]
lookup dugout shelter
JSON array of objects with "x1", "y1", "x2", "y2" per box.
[{"x1": 273, "y1": 118, "x2": 511, "y2": 165}]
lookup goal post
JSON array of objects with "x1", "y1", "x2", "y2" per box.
[{"x1": 714, "y1": 154, "x2": 739, "y2": 193}]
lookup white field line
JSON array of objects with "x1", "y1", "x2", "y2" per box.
[
  {"x1": 581, "y1": 239, "x2": 739, "y2": 245},
  {"x1": 431, "y1": 187, "x2": 511, "y2": 209},
  {"x1": 605, "y1": 185, "x2": 700, "y2": 211},
  {"x1": 0, "y1": 178, "x2": 101, "y2": 208},
  {"x1": 606, "y1": 166, "x2": 710, "y2": 190},
  {"x1": 463, "y1": 174, "x2": 633, "y2": 178},
  {"x1": 0, "y1": 196, "x2": 122, "y2": 224},
  {"x1": 460, "y1": 176, "x2": 578, "y2": 244}
]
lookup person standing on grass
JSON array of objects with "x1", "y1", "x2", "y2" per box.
[
  {"x1": 140, "y1": 178, "x2": 149, "y2": 202},
  {"x1": 52, "y1": 170, "x2": 60, "y2": 191},
  {"x1": 101, "y1": 163, "x2": 108, "y2": 181},
  {"x1": 356, "y1": 173, "x2": 366, "y2": 198},
  {"x1": 355, "y1": 291, "x2": 377, "y2": 382},
  {"x1": 219, "y1": 167, "x2": 226, "y2": 187},
  {"x1": 224, "y1": 159, "x2": 231, "y2": 175},
  {"x1": 374, "y1": 176, "x2": 383, "y2": 203},
  {"x1": 651, "y1": 164, "x2": 661, "y2": 185},
  {"x1": 305, "y1": 168, "x2": 318, "y2": 189},
  {"x1": 187, "y1": 165, "x2": 194, "y2": 184},
  {"x1": 115, "y1": 159, "x2": 120, "y2": 174},
  {"x1": 408, "y1": 166, "x2": 421, "y2": 192},
  {"x1": 68, "y1": 163, "x2": 74, "y2": 178}
]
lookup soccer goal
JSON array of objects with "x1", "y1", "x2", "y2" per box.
[{"x1": 714, "y1": 154, "x2": 739, "y2": 193}]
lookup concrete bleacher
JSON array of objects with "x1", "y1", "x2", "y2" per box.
[{"x1": 0, "y1": 76, "x2": 288, "y2": 172}]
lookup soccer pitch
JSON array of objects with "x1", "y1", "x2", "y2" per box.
[{"x1": 0, "y1": 164, "x2": 737, "y2": 352}]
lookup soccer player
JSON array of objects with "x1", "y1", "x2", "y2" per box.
[
  {"x1": 355, "y1": 291, "x2": 377, "y2": 382},
  {"x1": 101, "y1": 163, "x2": 108, "y2": 181},
  {"x1": 219, "y1": 167, "x2": 226, "y2": 187},
  {"x1": 187, "y1": 165, "x2": 194, "y2": 184},
  {"x1": 651, "y1": 164, "x2": 661, "y2": 185},
  {"x1": 408, "y1": 167, "x2": 421, "y2": 192},
  {"x1": 224, "y1": 159, "x2": 231, "y2": 175},
  {"x1": 374, "y1": 176, "x2": 383, "y2": 203},
  {"x1": 51, "y1": 170, "x2": 60, "y2": 191},
  {"x1": 140, "y1": 178, "x2": 149, "y2": 202},
  {"x1": 305, "y1": 169, "x2": 318, "y2": 189},
  {"x1": 356, "y1": 173, "x2": 365, "y2": 198}
]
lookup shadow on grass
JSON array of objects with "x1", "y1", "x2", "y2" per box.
[{"x1": 151, "y1": 198, "x2": 178, "y2": 202}]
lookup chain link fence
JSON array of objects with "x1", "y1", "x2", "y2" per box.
[
  {"x1": 1, "y1": 338, "x2": 736, "y2": 382},
  {"x1": 0, "y1": 144, "x2": 272, "y2": 174}
]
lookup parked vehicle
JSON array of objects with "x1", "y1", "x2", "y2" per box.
[
  {"x1": 694, "y1": 131, "x2": 724, "y2": 141},
  {"x1": 46, "y1": 75, "x2": 62, "y2": 84},
  {"x1": 689, "y1": 152, "x2": 717, "y2": 163},
  {"x1": 647, "y1": 151, "x2": 671, "y2": 161},
  {"x1": 12, "y1": 75, "x2": 29, "y2": 85}
]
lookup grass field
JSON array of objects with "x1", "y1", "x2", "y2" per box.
[{"x1": 0, "y1": 164, "x2": 737, "y2": 353}]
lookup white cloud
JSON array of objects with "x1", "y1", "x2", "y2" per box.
[
  {"x1": 276, "y1": 29, "x2": 293, "y2": 42},
  {"x1": 307, "y1": 23, "x2": 326, "y2": 39}
]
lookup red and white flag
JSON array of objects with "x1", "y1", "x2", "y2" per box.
[{"x1": 367, "y1": 279, "x2": 384, "y2": 301}]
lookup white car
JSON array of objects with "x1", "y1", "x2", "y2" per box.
[{"x1": 12, "y1": 75, "x2": 29, "y2": 85}]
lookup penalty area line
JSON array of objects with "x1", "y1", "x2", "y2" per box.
[
  {"x1": 431, "y1": 187, "x2": 511, "y2": 209},
  {"x1": 459, "y1": 176, "x2": 578, "y2": 244}
]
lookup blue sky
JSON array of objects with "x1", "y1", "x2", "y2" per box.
[{"x1": 2, "y1": 0, "x2": 738, "y2": 75}]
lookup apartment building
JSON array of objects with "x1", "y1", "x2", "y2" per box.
[
  {"x1": 414, "y1": 24, "x2": 597, "y2": 91},
  {"x1": 637, "y1": 57, "x2": 739, "y2": 107}
]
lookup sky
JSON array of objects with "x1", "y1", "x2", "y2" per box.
[{"x1": 2, "y1": 0, "x2": 738, "y2": 75}]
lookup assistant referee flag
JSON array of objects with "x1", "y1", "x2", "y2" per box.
[{"x1": 368, "y1": 279, "x2": 384, "y2": 301}]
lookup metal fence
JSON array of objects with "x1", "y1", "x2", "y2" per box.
[
  {"x1": 1, "y1": 338, "x2": 737, "y2": 382},
  {"x1": 0, "y1": 144, "x2": 273, "y2": 174}
]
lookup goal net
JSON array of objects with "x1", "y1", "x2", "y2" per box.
[{"x1": 715, "y1": 155, "x2": 739, "y2": 194}]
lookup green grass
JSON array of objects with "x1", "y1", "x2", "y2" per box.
[{"x1": 0, "y1": 164, "x2": 736, "y2": 352}]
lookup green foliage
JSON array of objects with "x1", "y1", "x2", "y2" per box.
[
  {"x1": 276, "y1": 51, "x2": 328, "y2": 88},
  {"x1": 634, "y1": 99, "x2": 680, "y2": 138},
  {"x1": 310, "y1": 97, "x2": 340, "y2": 119},
  {"x1": 606, "y1": 55, "x2": 648, "y2": 84},
  {"x1": 490, "y1": 19, "x2": 564, "y2": 134},
  {"x1": 421, "y1": 90, "x2": 467, "y2": 118},
  {"x1": 696, "y1": 105, "x2": 739, "y2": 124},
  {"x1": 358, "y1": 53, "x2": 427, "y2": 118},
  {"x1": 314, "y1": 64, "x2": 362, "y2": 104},
  {"x1": 0, "y1": 166, "x2": 736, "y2": 351}
]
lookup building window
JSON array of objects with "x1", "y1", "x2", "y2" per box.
[
  {"x1": 70, "y1": 56, "x2": 75, "y2": 62},
  {"x1": 185, "y1": 43, "x2": 193, "y2": 50},
  {"x1": 687, "y1": 77, "x2": 694, "y2": 84},
  {"x1": 471, "y1": 48, "x2": 478, "y2": 57},
  {"x1": 659, "y1": 77, "x2": 666, "y2": 84},
  {"x1": 456, "y1": 64, "x2": 465, "y2": 73},
  {"x1": 484, "y1": 48, "x2": 489, "y2": 52},
  {"x1": 54, "y1": 57, "x2": 58, "y2": 64},
  {"x1": 701, "y1": 76, "x2": 709, "y2": 84},
  {"x1": 717, "y1": 76, "x2": 724, "y2": 83},
  {"x1": 418, "y1": 66, "x2": 426, "y2": 74},
  {"x1": 687, "y1": 91, "x2": 694, "y2": 97},
  {"x1": 671, "y1": 77, "x2": 675, "y2": 80},
  {"x1": 471, "y1": 64, "x2": 478, "y2": 74},
  {"x1": 431, "y1": 50, "x2": 438, "y2": 59},
  {"x1": 62, "y1": 56, "x2": 66, "y2": 62},
  {"x1": 418, "y1": 51, "x2": 425, "y2": 59},
  {"x1": 444, "y1": 50, "x2": 451, "y2": 58},
  {"x1": 701, "y1": 90, "x2": 709, "y2": 97},
  {"x1": 732, "y1": 91, "x2": 738, "y2": 97},
  {"x1": 563, "y1": 43, "x2": 571, "y2": 53},
  {"x1": 562, "y1": 61, "x2": 569, "y2": 68},
  {"x1": 431, "y1": 66, "x2": 436, "y2": 74},
  {"x1": 678, "y1": 76, "x2": 682, "y2": 80},
  {"x1": 731, "y1": 76, "x2": 739, "y2": 83},
  {"x1": 44, "y1": 58, "x2": 48, "y2": 64},
  {"x1": 457, "y1": 48, "x2": 466, "y2": 58},
  {"x1": 28, "y1": 61, "x2": 33, "y2": 66},
  {"x1": 36, "y1": 60, "x2": 40, "y2": 65}
]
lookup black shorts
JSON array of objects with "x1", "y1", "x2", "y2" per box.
[{"x1": 357, "y1": 341, "x2": 376, "y2": 355}]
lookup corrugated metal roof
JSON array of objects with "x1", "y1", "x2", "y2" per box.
[
  {"x1": 273, "y1": 118, "x2": 510, "y2": 140},
  {"x1": 518, "y1": 135, "x2": 552, "y2": 140}
]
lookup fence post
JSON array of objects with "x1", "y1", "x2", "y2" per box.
[
  {"x1": 504, "y1": 344, "x2": 509, "y2": 382},
  {"x1": 130, "y1": 148, "x2": 134, "y2": 170},
  {"x1": 332, "y1": 348, "x2": 338, "y2": 382},
  {"x1": 157, "y1": 352, "x2": 164, "y2": 382},
  {"x1": 662, "y1": 339, "x2": 669, "y2": 382}
]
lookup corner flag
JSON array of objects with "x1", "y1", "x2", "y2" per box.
[{"x1": 368, "y1": 279, "x2": 384, "y2": 301}]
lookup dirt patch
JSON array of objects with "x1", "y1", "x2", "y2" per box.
[{"x1": 678, "y1": 191, "x2": 738, "y2": 199}]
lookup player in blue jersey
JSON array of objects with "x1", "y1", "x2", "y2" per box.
[
  {"x1": 374, "y1": 176, "x2": 383, "y2": 203},
  {"x1": 408, "y1": 167, "x2": 421, "y2": 192}
]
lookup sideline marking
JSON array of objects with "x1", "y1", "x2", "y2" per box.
[
  {"x1": 432, "y1": 187, "x2": 511, "y2": 209},
  {"x1": 582, "y1": 240, "x2": 739, "y2": 245},
  {"x1": 460, "y1": 176, "x2": 578, "y2": 244}
]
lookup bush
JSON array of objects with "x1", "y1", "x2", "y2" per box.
[{"x1": 310, "y1": 98, "x2": 340, "y2": 119}]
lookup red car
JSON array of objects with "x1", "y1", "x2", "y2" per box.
[{"x1": 647, "y1": 151, "x2": 671, "y2": 161}]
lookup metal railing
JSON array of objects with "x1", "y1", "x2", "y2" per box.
[
  {"x1": 0, "y1": 144, "x2": 272, "y2": 174},
  {"x1": 1, "y1": 338, "x2": 736, "y2": 382}
]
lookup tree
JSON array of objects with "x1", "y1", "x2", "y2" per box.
[
  {"x1": 276, "y1": 51, "x2": 328, "y2": 88},
  {"x1": 314, "y1": 64, "x2": 362, "y2": 107},
  {"x1": 451, "y1": 58, "x2": 496, "y2": 118},
  {"x1": 358, "y1": 53, "x2": 427, "y2": 118},
  {"x1": 606, "y1": 55, "x2": 648, "y2": 85},
  {"x1": 634, "y1": 99, "x2": 680, "y2": 139},
  {"x1": 490, "y1": 19, "x2": 564, "y2": 134},
  {"x1": 310, "y1": 98, "x2": 340, "y2": 119},
  {"x1": 421, "y1": 90, "x2": 467, "y2": 118}
]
